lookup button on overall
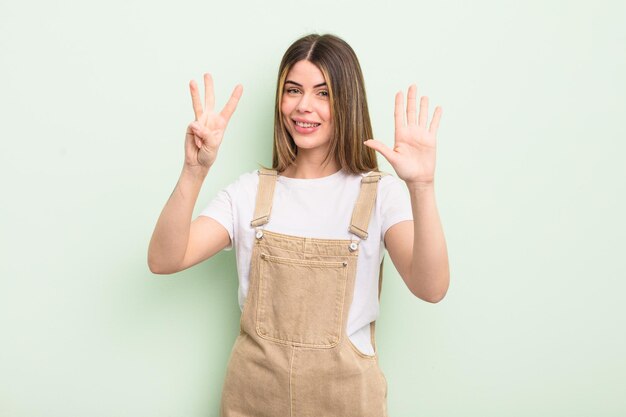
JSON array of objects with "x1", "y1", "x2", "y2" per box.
[{"x1": 220, "y1": 169, "x2": 389, "y2": 417}]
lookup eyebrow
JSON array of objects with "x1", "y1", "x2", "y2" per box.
[{"x1": 285, "y1": 80, "x2": 327, "y2": 88}]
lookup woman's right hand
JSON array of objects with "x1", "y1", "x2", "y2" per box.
[{"x1": 184, "y1": 73, "x2": 243, "y2": 172}]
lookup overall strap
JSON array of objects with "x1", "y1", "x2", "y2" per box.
[
  {"x1": 349, "y1": 170, "x2": 390, "y2": 353},
  {"x1": 250, "y1": 168, "x2": 278, "y2": 227},
  {"x1": 348, "y1": 171, "x2": 389, "y2": 240}
]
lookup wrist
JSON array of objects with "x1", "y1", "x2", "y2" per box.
[
  {"x1": 406, "y1": 180, "x2": 435, "y2": 193},
  {"x1": 181, "y1": 164, "x2": 210, "y2": 182}
]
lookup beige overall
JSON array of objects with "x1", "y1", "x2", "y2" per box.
[{"x1": 220, "y1": 169, "x2": 389, "y2": 417}]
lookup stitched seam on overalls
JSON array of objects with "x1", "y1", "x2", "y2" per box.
[
  {"x1": 259, "y1": 253, "x2": 348, "y2": 267},
  {"x1": 260, "y1": 245, "x2": 356, "y2": 258},
  {"x1": 289, "y1": 346, "x2": 295, "y2": 417},
  {"x1": 257, "y1": 244, "x2": 358, "y2": 259},
  {"x1": 259, "y1": 229, "x2": 358, "y2": 246}
]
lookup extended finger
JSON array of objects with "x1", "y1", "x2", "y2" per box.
[
  {"x1": 418, "y1": 96, "x2": 429, "y2": 127},
  {"x1": 189, "y1": 80, "x2": 203, "y2": 121},
  {"x1": 220, "y1": 84, "x2": 244, "y2": 124},
  {"x1": 364, "y1": 139, "x2": 395, "y2": 163},
  {"x1": 429, "y1": 106, "x2": 442, "y2": 134},
  {"x1": 394, "y1": 91, "x2": 405, "y2": 129},
  {"x1": 407, "y1": 84, "x2": 417, "y2": 125},
  {"x1": 204, "y1": 73, "x2": 215, "y2": 112}
]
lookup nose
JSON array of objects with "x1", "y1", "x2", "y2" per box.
[{"x1": 296, "y1": 93, "x2": 312, "y2": 113}]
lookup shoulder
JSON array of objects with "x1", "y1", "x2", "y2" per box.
[
  {"x1": 369, "y1": 170, "x2": 405, "y2": 193},
  {"x1": 376, "y1": 170, "x2": 401, "y2": 183},
  {"x1": 237, "y1": 169, "x2": 261, "y2": 187},
  {"x1": 375, "y1": 171, "x2": 410, "y2": 205},
  {"x1": 343, "y1": 170, "x2": 406, "y2": 197},
  {"x1": 223, "y1": 169, "x2": 260, "y2": 193},
  {"x1": 208, "y1": 170, "x2": 260, "y2": 210},
  {"x1": 380, "y1": 170, "x2": 403, "y2": 184}
]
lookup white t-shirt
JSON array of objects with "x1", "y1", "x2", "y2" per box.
[{"x1": 200, "y1": 168, "x2": 413, "y2": 355}]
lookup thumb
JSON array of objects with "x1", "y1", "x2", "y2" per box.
[{"x1": 364, "y1": 139, "x2": 395, "y2": 162}]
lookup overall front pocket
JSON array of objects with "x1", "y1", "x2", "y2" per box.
[{"x1": 256, "y1": 253, "x2": 349, "y2": 348}]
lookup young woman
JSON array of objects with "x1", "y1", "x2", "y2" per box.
[{"x1": 148, "y1": 34, "x2": 449, "y2": 417}]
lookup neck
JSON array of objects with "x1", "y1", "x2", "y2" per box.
[{"x1": 281, "y1": 152, "x2": 340, "y2": 179}]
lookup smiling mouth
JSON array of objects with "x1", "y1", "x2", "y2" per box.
[{"x1": 294, "y1": 120, "x2": 321, "y2": 128}]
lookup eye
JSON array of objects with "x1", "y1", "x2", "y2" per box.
[
  {"x1": 318, "y1": 90, "x2": 329, "y2": 97},
  {"x1": 285, "y1": 87, "x2": 301, "y2": 95}
]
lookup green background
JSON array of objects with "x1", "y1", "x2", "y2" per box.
[{"x1": 1, "y1": 0, "x2": 625, "y2": 415}]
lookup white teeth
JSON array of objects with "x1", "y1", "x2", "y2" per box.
[{"x1": 295, "y1": 121, "x2": 320, "y2": 128}]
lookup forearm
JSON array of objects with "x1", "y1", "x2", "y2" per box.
[
  {"x1": 406, "y1": 182, "x2": 450, "y2": 302},
  {"x1": 148, "y1": 166, "x2": 209, "y2": 273}
]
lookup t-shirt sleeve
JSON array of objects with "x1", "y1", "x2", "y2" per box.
[
  {"x1": 199, "y1": 183, "x2": 236, "y2": 251},
  {"x1": 379, "y1": 175, "x2": 413, "y2": 244}
]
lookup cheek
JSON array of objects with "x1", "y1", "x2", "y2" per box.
[
  {"x1": 321, "y1": 104, "x2": 332, "y2": 123},
  {"x1": 281, "y1": 97, "x2": 294, "y2": 118}
]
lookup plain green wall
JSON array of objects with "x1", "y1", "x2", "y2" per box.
[{"x1": 1, "y1": 0, "x2": 625, "y2": 415}]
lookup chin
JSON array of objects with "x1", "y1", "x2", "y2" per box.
[{"x1": 290, "y1": 135, "x2": 329, "y2": 150}]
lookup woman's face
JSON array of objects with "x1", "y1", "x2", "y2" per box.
[{"x1": 281, "y1": 60, "x2": 333, "y2": 154}]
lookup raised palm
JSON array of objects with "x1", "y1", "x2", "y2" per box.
[
  {"x1": 365, "y1": 85, "x2": 442, "y2": 186},
  {"x1": 185, "y1": 73, "x2": 243, "y2": 170}
]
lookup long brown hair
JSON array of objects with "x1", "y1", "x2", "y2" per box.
[{"x1": 270, "y1": 34, "x2": 379, "y2": 174}]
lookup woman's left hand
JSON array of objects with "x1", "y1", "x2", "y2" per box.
[{"x1": 364, "y1": 85, "x2": 442, "y2": 187}]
